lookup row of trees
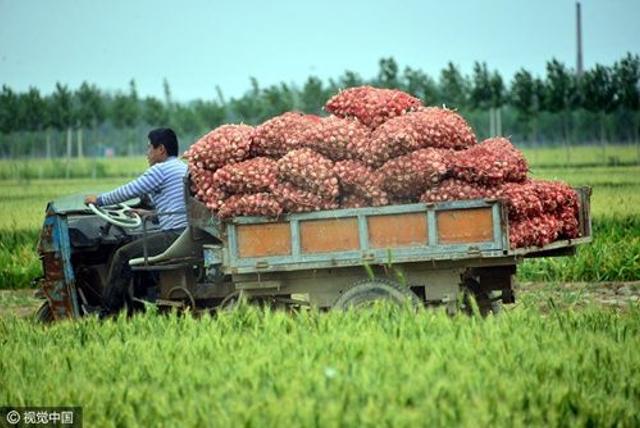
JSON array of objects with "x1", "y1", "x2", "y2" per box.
[{"x1": 0, "y1": 53, "x2": 638, "y2": 159}]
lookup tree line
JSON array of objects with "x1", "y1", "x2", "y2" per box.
[{"x1": 0, "y1": 53, "x2": 638, "y2": 159}]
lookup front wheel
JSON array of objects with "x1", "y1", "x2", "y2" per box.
[{"x1": 333, "y1": 278, "x2": 421, "y2": 310}]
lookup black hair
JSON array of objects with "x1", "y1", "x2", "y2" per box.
[{"x1": 148, "y1": 128, "x2": 178, "y2": 156}]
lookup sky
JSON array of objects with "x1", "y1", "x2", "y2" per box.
[{"x1": 1, "y1": 0, "x2": 639, "y2": 102}]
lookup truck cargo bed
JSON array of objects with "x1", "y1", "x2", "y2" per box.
[{"x1": 211, "y1": 187, "x2": 591, "y2": 275}]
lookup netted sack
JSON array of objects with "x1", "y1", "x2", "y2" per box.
[
  {"x1": 557, "y1": 207, "x2": 580, "y2": 239},
  {"x1": 251, "y1": 112, "x2": 316, "y2": 158},
  {"x1": 189, "y1": 168, "x2": 227, "y2": 211},
  {"x1": 378, "y1": 148, "x2": 450, "y2": 199},
  {"x1": 270, "y1": 181, "x2": 339, "y2": 213},
  {"x1": 333, "y1": 160, "x2": 388, "y2": 205},
  {"x1": 499, "y1": 181, "x2": 544, "y2": 220},
  {"x1": 530, "y1": 180, "x2": 579, "y2": 214},
  {"x1": 339, "y1": 193, "x2": 371, "y2": 209},
  {"x1": 277, "y1": 148, "x2": 339, "y2": 199},
  {"x1": 530, "y1": 179, "x2": 580, "y2": 239},
  {"x1": 212, "y1": 157, "x2": 278, "y2": 194},
  {"x1": 300, "y1": 115, "x2": 370, "y2": 161},
  {"x1": 183, "y1": 124, "x2": 253, "y2": 171},
  {"x1": 420, "y1": 178, "x2": 501, "y2": 203},
  {"x1": 217, "y1": 193, "x2": 282, "y2": 219},
  {"x1": 451, "y1": 137, "x2": 528, "y2": 184},
  {"x1": 509, "y1": 214, "x2": 561, "y2": 249},
  {"x1": 324, "y1": 86, "x2": 422, "y2": 129}
]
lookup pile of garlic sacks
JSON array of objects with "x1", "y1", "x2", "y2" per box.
[{"x1": 184, "y1": 86, "x2": 580, "y2": 249}]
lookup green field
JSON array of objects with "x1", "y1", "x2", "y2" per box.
[{"x1": 1, "y1": 304, "x2": 638, "y2": 426}]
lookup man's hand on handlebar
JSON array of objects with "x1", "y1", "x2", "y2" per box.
[{"x1": 84, "y1": 194, "x2": 98, "y2": 205}]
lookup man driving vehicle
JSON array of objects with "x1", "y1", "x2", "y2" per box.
[{"x1": 84, "y1": 128, "x2": 187, "y2": 316}]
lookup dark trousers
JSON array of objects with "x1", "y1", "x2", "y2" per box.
[{"x1": 104, "y1": 229, "x2": 183, "y2": 312}]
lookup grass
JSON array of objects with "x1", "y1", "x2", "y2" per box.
[{"x1": 1, "y1": 304, "x2": 638, "y2": 427}]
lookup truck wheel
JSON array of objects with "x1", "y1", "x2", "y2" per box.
[
  {"x1": 461, "y1": 279, "x2": 502, "y2": 316},
  {"x1": 333, "y1": 278, "x2": 421, "y2": 310},
  {"x1": 34, "y1": 301, "x2": 54, "y2": 323}
]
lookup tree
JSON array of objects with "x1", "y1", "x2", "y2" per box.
[
  {"x1": 18, "y1": 87, "x2": 48, "y2": 156},
  {"x1": 193, "y1": 100, "x2": 226, "y2": 131},
  {"x1": 75, "y1": 82, "x2": 105, "y2": 157},
  {"x1": 613, "y1": 52, "x2": 640, "y2": 161},
  {"x1": 262, "y1": 83, "x2": 296, "y2": 120},
  {"x1": 510, "y1": 69, "x2": 538, "y2": 143},
  {"x1": 230, "y1": 77, "x2": 265, "y2": 124},
  {"x1": 111, "y1": 80, "x2": 140, "y2": 155},
  {"x1": 403, "y1": 66, "x2": 438, "y2": 105},
  {"x1": 470, "y1": 62, "x2": 492, "y2": 136},
  {"x1": 339, "y1": 70, "x2": 364, "y2": 89},
  {"x1": 143, "y1": 96, "x2": 169, "y2": 127},
  {"x1": 300, "y1": 76, "x2": 325, "y2": 115},
  {"x1": 50, "y1": 83, "x2": 74, "y2": 160},
  {"x1": 0, "y1": 86, "x2": 19, "y2": 157},
  {"x1": 543, "y1": 59, "x2": 579, "y2": 163},
  {"x1": 377, "y1": 57, "x2": 400, "y2": 89},
  {"x1": 489, "y1": 70, "x2": 505, "y2": 136},
  {"x1": 580, "y1": 64, "x2": 617, "y2": 161},
  {"x1": 439, "y1": 62, "x2": 469, "y2": 110}
]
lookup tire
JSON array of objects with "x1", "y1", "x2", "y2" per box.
[
  {"x1": 34, "y1": 301, "x2": 54, "y2": 323},
  {"x1": 333, "y1": 278, "x2": 421, "y2": 310},
  {"x1": 461, "y1": 279, "x2": 502, "y2": 316}
]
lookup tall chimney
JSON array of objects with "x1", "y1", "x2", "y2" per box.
[{"x1": 576, "y1": 2, "x2": 584, "y2": 76}]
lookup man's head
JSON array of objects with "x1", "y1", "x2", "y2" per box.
[{"x1": 147, "y1": 128, "x2": 178, "y2": 166}]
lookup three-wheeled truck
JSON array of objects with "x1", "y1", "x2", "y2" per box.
[{"x1": 34, "y1": 178, "x2": 592, "y2": 321}]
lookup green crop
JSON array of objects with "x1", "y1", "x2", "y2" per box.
[{"x1": 1, "y1": 304, "x2": 638, "y2": 427}]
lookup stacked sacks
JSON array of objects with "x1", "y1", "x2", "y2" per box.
[
  {"x1": 333, "y1": 160, "x2": 388, "y2": 207},
  {"x1": 361, "y1": 107, "x2": 477, "y2": 167},
  {"x1": 450, "y1": 137, "x2": 528, "y2": 184},
  {"x1": 250, "y1": 112, "x2": 316, "y2": 158},
  {"x1": 301, "y1": 115, "x2": 370, "y2": 161},
  {"x1": 185, "y1": 85, "x2": 580, "y2": 249},
  {"x1": 324, "y1": 86, "x2": 422, "y2": 129},
  {"x1": 378, "y1": 148, "x2": 450, "y2": 199}
]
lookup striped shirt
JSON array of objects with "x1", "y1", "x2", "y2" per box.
[{"x1": 97, "y1": 157, "x2": 188, "y2": 230}]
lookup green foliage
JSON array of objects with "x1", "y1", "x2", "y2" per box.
[
  {"x1": 439, "y1": 61, "x2": 469, "y2": 109},
  {"x1": 49, "y1": 83, "x2": 74, "y2": 131},
  {"x1": 0, "y1": 305, "x2": 639, "y2": 426}
]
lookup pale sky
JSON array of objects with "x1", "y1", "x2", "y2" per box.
[{"x1": 1, "y1": 0, "x2": 638, "y2": 101}]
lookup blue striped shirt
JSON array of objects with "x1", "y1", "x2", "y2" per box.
[{"x1": 97, "y1": 157, "x2": 188, "y2": 230}]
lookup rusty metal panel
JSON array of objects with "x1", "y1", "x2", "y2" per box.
[
  {"x1": 437, "y1": 208, "x2": 494, "y2": 244},
  {"x1": 300, "y1": 218, "x2": 359, "y2": 253},
  {"x1": 237, "y1": 222, "x2": 291, "y2": 258},
  {"x1": 368, "y1": 213, "x2": 428, "y2": 248}
]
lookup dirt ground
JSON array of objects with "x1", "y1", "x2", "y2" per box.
[{"x1": 2, "y1": 281, "x2": 639, "y2": 320}]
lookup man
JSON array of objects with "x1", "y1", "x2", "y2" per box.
[{"x1": 85, "y1": 128, "x2": 188, "y2": 315}]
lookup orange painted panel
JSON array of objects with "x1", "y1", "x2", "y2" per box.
[
  {"x1": 300, "y1": 218, "x2": 359, "y2": 253},
  {"x1": 237, "y1": 222, "x2": 291, "y2": 258},
  {"x1": 368, "y1": 213, "x2": 428, "y2": 248},
  {"x1": 437, "y1": 208, "x2": 494, "y2": 244}
]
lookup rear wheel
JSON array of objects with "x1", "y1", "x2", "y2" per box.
[
  {"x1": 333, "y1": 278, "x2": 421, "y2": 310},
  {"x1": 34, "y1": 301, "x2": 54, "y2": 323},
  {"x1": 461, "y1": 278, "x2": 502, "y2": 316}
]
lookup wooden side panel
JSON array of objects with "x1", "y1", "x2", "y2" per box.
[
  {"x1": 237, "y1": 223, "x2": 291, "y2": 258},
  {"x1": 368, "y1": 213, "x2": 428, "y2": 249},
  {"x1": 437, "y1": 208, "x2": 493, "y2": 244},
  {"x1": 300, "y1": 218, "x2": 359, "y2": 253}
]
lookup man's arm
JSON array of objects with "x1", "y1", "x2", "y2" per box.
[{"x1": 89, "y1": 165, "x2": 164, "y2": 206}]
